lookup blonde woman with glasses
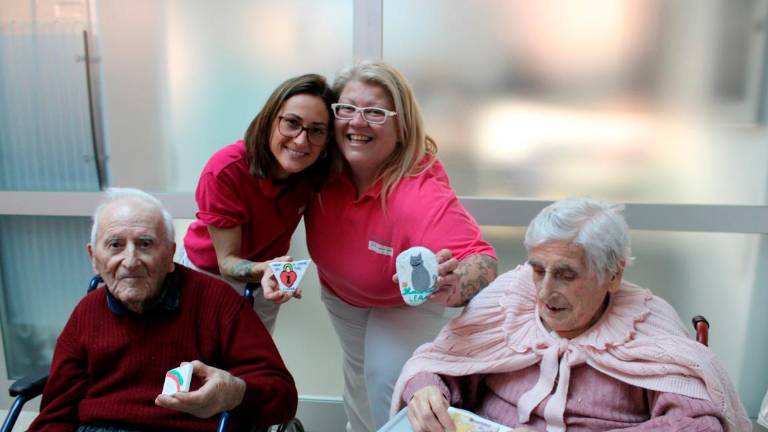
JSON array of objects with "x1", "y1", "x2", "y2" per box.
[
  {"x1": 180, "y1": 74, "x2": 338, "y2": 333},
  {"x1": 305, "y1": 62, "x2": 498, "y2": 431}
]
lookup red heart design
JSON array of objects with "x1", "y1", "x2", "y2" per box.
[{"x1": 280, "y1": 270, "x2": 297, "y2": 287}]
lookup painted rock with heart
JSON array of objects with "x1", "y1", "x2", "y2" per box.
[
  {"x1": 280, "y1": 264, "x2": 298, "y2": 288},
  {"x1": 269, "y1": 259, "x2": 311, "y2": 293}
]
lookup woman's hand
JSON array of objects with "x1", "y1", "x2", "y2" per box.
[
  {"x1": 407, "y1": 385, "x2": 455, "y2": 432},
  {"x1": 261, "y1": 256, "x2": 302, "y2": 304},
  {"x1": 432, "y1": 253, "x2": 497, "y2": 307},
  {"x1": 391, "y1": 249, "x2": 457, "y2": 288},
  {"x1": 391, "y1": 249, "x2": 496, "y2": 306},
  {"x1": 428, "y1": 249, "x2": 459, "y2": 303}
]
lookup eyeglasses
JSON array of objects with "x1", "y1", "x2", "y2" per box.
[
  {"x1": 277, "y1": 116, "x2": 328, "y2": 146},
  {"x1": 331, "y1": 103, "x2": 397, "y2": 125}
]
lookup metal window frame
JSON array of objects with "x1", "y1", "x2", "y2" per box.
[{"x1": 0, "y1": 192, "x2": 766, "y2": 234}]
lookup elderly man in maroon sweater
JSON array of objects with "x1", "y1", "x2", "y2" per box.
[{"x1": 29, "y1": 188, "x2": 298, "y2": 432}]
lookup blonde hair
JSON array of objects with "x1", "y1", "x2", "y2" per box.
[{"x1": 333, "y1": 61, "x2": 437, "y2": 208}]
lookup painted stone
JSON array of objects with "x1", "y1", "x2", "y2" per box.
[
  {"x1": 269, "y1": 259, "x2": 311, "y2": 292},
  {"x1": 162, "y1": 363, "x2": 193, "y2": 395},
  {"x1": 396, "y1": 246, "x2": 438, "y2": 306}
]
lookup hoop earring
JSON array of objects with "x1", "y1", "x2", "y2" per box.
[{"x1": 320, "y1": 149, "x2": 328, "y2": 159}]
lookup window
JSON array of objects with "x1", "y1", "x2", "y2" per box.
[{"x1": 384, "y1": 0, "x2": 768, "y2": 204}]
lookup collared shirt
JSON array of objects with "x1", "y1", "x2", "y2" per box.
[
  {"x1": 104, "y1": 269, "x2": 181, "y2": 316},
  {"x1": 183, "y1": 141, "x2": 309, "y2": 274},
  {"x1": 306, "y1": 159, "x2": 496, "y2": 307}
]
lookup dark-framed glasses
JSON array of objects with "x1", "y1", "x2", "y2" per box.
[
  {"x1": 331, "y1": 103, "x2": 397, "y2": 125},
  {"x1": 277, "y1": 116, "x2": 328, "y2": 146}
]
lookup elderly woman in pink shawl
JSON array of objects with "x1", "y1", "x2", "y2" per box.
[{"x1": 392, "y1": 198, "x2": 750, "y2": 432}]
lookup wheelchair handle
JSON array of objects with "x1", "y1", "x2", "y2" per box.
[
  {"x1": 692, "y1": 315, "x2": 709, "y2": 346},
  {"x1": 244, "y1": 283, "x2": 258, "y2": 307}
]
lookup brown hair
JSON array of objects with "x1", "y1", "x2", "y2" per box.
[{"x1": 244, "y1": 74, "x2": 338, "y2": 191}]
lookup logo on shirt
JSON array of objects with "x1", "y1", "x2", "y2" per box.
[{"x1": 368, "y1": 240, "x2": 393, "y2": 256}]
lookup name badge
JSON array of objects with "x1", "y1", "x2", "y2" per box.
[{"x1": 368, "y1": 240, "x2": 393, "y2": 256}]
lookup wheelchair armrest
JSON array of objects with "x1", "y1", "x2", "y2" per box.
[{"x1": 9, "y1": 368, "x2": 49, "y2": 399}]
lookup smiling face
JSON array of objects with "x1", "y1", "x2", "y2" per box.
[
  {"x1": 269, "y1": 94, "x2": 330, "y2": 179},
  {"x1": 88, "y1": 198, "x2": 176, "y2": 314},
  {"x1": 335, "y1": 80, "x2": 399, "y2": 190},
  {"x1": 528, "y1": 241, "x2": 621, "y2": 339}
]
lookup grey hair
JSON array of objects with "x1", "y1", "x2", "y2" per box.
[
  {"x1": 524, "y1": 197, "x2": 633, "y2": 283},
  {"x1": 90, "y1": 187, "x2": 175, "y2": 245}
]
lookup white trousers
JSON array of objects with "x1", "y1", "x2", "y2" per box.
[
  {"x1": 321, "y1": 289, "x2": 457, "y2": 432},
  {"x1": 177, "y1": 248, "x2": 280, "y2": 333}
]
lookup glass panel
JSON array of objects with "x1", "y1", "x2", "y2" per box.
[
  {"x1": 0, "y1": 216, "x2": 92, "y2": 378},
  {"x1": 384, "y1": 0, "x2": 768, "y2": 204},
  {"x1": 481, "y1": 225, "x2": 767, "y2": 414},
  {"x1": 0, "y1": 21, "x2": 101, "y2": 191},
  {"x1": 96, "y1": 0, "x2": 352, "y2": 192}
]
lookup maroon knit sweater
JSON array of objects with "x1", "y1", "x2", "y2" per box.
[{"x1": 29, "y1": 265, "x2": 297, "y2": 431}]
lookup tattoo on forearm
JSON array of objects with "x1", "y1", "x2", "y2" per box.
[
  {"x1": 222, "y1": 257, "x2": 257, "y2": 281},
  {"x1": 451, "y1": 254, "x2": 498, "y2": 306}
]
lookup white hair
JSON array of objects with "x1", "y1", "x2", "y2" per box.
[
  {"x1": 90, "y1": 188, "x2": 175, "y2": 245},
  {"x1": 524, "y1": 197, "x2": 633, "y2": 283}
]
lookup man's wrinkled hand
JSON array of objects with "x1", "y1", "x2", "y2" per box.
[
  {"x1": 155, "y1": 360, "x2": 245, "y2": 418},
  {"x1": 407, "y1": 385, "x2": 455, "y2": 432}
]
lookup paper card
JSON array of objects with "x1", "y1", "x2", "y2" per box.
[
  {"x1": 447, "y1": 407, "x2": 510, "y2": 432},
  {"x1": 759, "y1": 388, "x2": 768, "y2": 428},
  {"x1": 269, "y1": 259, "x2": 311, "y2": 292},
  {"x1": 378, "y1": 407, "x2": 513, "y2": 432},
  {"x1": 162, "y1": 363, "x2": 193, "y2": 395},
  {"x1": 396, "y1": 246, "x2": 438, "y2": 306}
]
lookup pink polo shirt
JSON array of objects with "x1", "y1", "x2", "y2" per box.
[
  {"x1": 305, "y1": 159, "x2": 495, "y2": 307},
  {"x1": 183, "y1": 141, "x2": 308, "y2": 273}
]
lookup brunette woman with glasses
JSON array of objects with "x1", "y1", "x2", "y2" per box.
[{"x1": 179, "y1": 74, "x2": 338, "y2": 333}]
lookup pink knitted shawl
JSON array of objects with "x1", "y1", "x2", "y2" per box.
[{"x1": 391, "y1": 265, "x2": 751, "y2": 432}]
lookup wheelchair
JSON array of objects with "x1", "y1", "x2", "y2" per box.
[{"x1": 0, "y1": 279, "x2": 303, "y2": 432}]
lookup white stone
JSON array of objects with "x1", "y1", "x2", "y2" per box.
[
  {"x1": 270, "y1": 259, "x2": 312, "y2": 292},
  {"x1": 162, "y1": 362, "x2": 193, "y2": 395},
  {"x1": 396, "y1": 246, "x2": 438, "y2": 306}
]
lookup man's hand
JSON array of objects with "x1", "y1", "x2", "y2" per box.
[
  {"x1": 260, "y1": 255, "x2": 302, "y2": 304},
  {"x1": 407, "y1": 385, "x2": 455, "y2": 432},
  {"x1": 155, "y1": 360, "x2": 246, "y2": 418}
]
